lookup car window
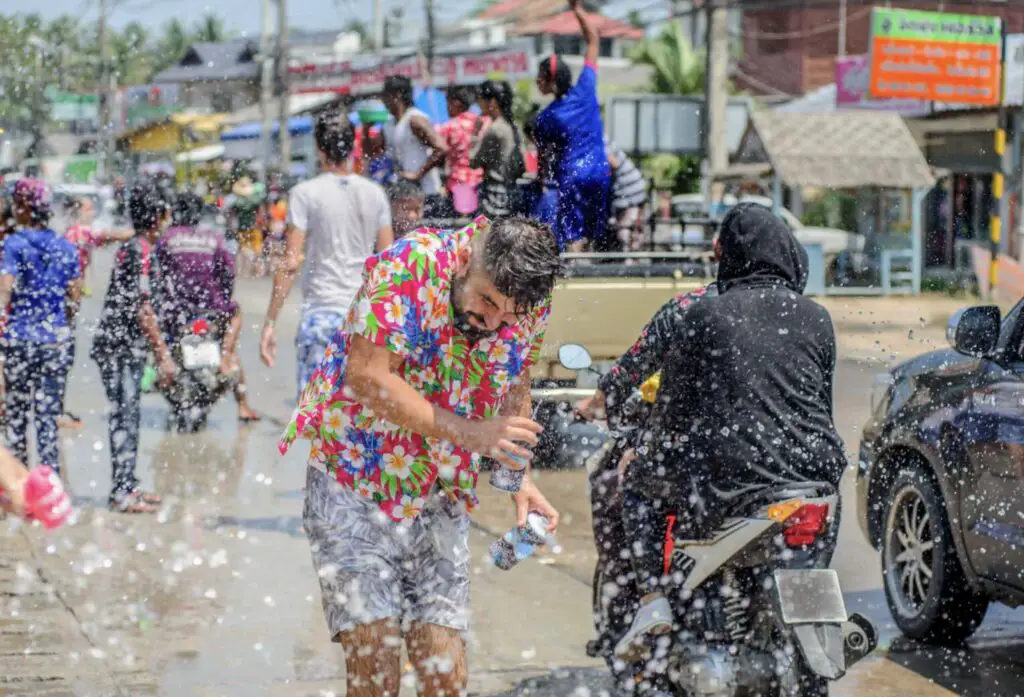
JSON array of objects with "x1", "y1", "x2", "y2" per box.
[{"x1": 997, "y1": 298, "x2": 1024, "y2": 360}]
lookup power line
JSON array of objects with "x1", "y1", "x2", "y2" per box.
[{"x1": 727, "y1": 5, "x2": 870, "y2": 40}]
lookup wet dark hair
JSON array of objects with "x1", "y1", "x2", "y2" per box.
[
  {"x1": 315, "y1": 112, "x2": 355, "y2": 165},
  {"x1": 129, "y1": 179, "x2": 169, "y2": 231},
  {"x1": 447, "y1": 84, "x2": 476, "y2": 109},
  {"x1": 383, "y1": 75, "x2": 414, "y2": 106},
  {"x1": 388, "y1": 178, "x2": 425, "y2": 203},
  {"x1": 478, "y1": 216, "x2": 560, "y2": 313},
  {"x1": 63, "y1": 196, "x2": 83, "y2": 216},
  {"x1": 479, "y1": 80, "x2": 524, "y2": 171},
  {"x1": 538, "y1": 55, "x2": 573, "y2": 98},
  {"x1": 172, "y1": 191, "x2": 204, "y2": 227}
]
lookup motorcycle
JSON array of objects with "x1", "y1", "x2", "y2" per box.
[
  {"x1": 160, "y1": 310, "x2": 234, "y2": 433},
  {"x1": 557, "y1": 343, "x2": 878, "y2": 696}
]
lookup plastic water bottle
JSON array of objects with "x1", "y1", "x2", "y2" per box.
[
  {"x1": 23, "y1": 467, "x2": 72, "y2": 529},
  {"x1": 490, "y1": 513, "x2": 554, "y2": 570},
  {"x1": 487, "y1": 450, "x2": 529, "y2": 493}
]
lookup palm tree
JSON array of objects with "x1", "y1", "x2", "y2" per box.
[
  {"x1": 149, "y1": 19, "x2": 192, "y2": 79},
  {"x1": 112, "y1": 22, "x2": 153, "y2": 86},
  {"x1": 194, "y1": 13, "x2": 227, "y2": 43},
  {"x1": 629, "y1": 20, "x2": 705, "y2": 95}
]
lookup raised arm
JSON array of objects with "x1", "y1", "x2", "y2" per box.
[{"x1": 571, "y1": 0, "x2": 599, "y2": 67}]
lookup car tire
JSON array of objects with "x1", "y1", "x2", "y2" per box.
[{"x1": 881, "y1": 468, "x2": 988, "y2": 645}]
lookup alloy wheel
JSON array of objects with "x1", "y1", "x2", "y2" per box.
[{"x1": 884, "y1": 484, "x2": 936, "y2": 618}]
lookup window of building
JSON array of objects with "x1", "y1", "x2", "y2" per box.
[
  {"x1": 552, "y1": 35, "x2": 582, "y2": 56},
  {"x1": 599, "y1": 37, "x2": 614, "y2": 57}
]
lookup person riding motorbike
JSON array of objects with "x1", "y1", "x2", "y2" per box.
[
  {"x1": 154, "y1": 192, "x2": 255, "y2": 422},
  {"x1": 579, "y1": 202, "x2": 846, "y2": 663}
]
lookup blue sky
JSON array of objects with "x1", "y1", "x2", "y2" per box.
[
  {"x1": 22, "y1": 0, "x2": 495, "y2": 36},
  {"x1": 21, "y1": 0, "x2": 639, "y2": 40}
]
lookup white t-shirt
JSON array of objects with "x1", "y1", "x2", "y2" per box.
[
  {"x1": 384, "y1": 107, "x2": 442, "y2": 196},
  {"x1": 287, "y1": 173, "x2": 391, "y2": 315}
]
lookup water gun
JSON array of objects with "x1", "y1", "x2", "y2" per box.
[
  {"x1": 640, "y1": 373, "x2": 661, "y2": 404},
  {"x1": 1, "y1": 467, "x2": 72, "y2": 529}
]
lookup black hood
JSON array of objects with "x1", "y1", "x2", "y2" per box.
[{"x1": 716, "y1": 203, "x2": 808, "y2": 293}]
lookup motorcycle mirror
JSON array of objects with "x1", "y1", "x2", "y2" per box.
[{"x1": 558, "y1": 343, "x2": 593, "y2": 372}]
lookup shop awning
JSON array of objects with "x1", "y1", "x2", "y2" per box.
[
  {"x1": 730, "y1": 111, "x2": 936, "y2": 190},
  {"x1": 175, "y1": 143, "x2": 225, "y2": 163},
  {"x1": 220, "y1": 115, "x2": 314, "y2": 141}
]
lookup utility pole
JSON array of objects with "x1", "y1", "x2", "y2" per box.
[
  {"x1": 277, "y1": 0, "x2": 291, "y2": 174},
  {"x1": 701, "y1": 0, "x2": 730, "y2": 206},
  {"x1": 260, "y1": 0, "x2": 275, "y2": 188},
  {"x1": 98, "y1": 0, "x2": 112, "y2": 182},
  {"x1": 374, "y1": 0, "x2": 386, "y2": 53},
  {"x1": 424, "y1": 0, "x2": 436, "y2": 84},
  {"x1": 838, "y1": 0, "x2": 847, "y2": 58}
]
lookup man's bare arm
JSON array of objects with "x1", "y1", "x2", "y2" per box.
[
  {"x1": 345, "y1": 335, "x2": 539, "y2": 461},
  {"x1": 409, "y1": 116, "x2": 449, "y2": 180},
  {"x1": 265, "y1": 224, "x2": 306, "y2": 323}
]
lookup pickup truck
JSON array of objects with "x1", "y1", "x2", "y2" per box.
[{"x1": 528, "y1": 255, "x2": 711, "y2": 468}]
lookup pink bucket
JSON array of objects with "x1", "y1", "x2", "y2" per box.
[{"x1": 451, "y1": 184, "x2": 478, "y2": 215}]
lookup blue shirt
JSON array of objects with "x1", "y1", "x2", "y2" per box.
[
  {"x1": 1, "y1": 228, "x2": 80, "y2": 344},
  {"x1": 535, "y1": 64, "x2": 608, "y2": 183}
]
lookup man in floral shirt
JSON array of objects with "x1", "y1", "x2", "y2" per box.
[{"x1": 280, "y1": 215, "x2": 561, "y2": 697}]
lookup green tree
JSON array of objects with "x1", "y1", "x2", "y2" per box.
[
  {"x1": 193, "y1": 13, "x2": 228, "y2": 43},
  {"x1": 629, "y1": 20, "x2": 704, "y2": 95},
  {"x1": 111, "y1": 22, "x2": 154, "y2": 86}
]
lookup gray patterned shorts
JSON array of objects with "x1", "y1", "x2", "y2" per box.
[{"x1": 302, "y1": 467, "x2": 471, "y2": 640}]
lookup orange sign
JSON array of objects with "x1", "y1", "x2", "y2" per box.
[{"x1": 868, "y1": 8, "x2": 1002, "y2": 106}]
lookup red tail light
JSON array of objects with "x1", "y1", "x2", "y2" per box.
[
  {"x1": 782, "y1": 503, "x2": 830, "y2": 548},
  {"x1": 192, "y1": 319, "x2": 210, "y2": 336}
]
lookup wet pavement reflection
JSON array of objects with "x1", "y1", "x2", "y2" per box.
[{"x1": 11, "y1": 257, "x2": 1024, "y2": 696}]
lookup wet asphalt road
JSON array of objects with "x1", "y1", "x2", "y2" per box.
[{"x1": 10, "y1": 247, "x2": 1024, "y2": 696}]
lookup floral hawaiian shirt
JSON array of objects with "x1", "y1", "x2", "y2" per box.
[{"x1": 279, "y1": 217, "x2": 551, "y2": 522}]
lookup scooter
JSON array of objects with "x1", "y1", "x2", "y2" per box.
[
  {"x1": 160, "y1": 310, "x2": 234, "y2": 433},
  {"x1": 558, "y1": 343, "x2": 878, "y2": 697}
]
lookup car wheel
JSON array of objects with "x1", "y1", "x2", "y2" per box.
[{"x1": 881, "y1": 468, "x2": 988, "y2": 645}]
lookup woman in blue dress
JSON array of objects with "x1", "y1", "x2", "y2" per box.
[{"x1": 534, "y1": 0, "x2": 612, "y2": 252}]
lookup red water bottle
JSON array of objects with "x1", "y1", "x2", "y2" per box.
[{"x1": 23, "y1": 467, "x2": 72, "y2": 529}]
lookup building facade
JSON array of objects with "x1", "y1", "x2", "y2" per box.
[{"x1": 738, "y1": 0, "x2": 1024, "y2": 98}]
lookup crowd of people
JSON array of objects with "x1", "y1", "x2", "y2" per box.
[{"x1": 0, "y1": 0, "x2": 849, "y2": 692}]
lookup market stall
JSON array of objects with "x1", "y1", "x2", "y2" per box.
[{"x1": 723, "y1": 110, "x2": 937, "y2": 295}]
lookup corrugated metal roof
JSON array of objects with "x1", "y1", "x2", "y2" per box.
[
  {"x1": 513, "y1": 11, "x2": 643, "y2": 38},
  {"x1": 152, "y1": 40, "x2": 261, "y2": 83},
  {"x1": 741, "y1": 110, "x2": 935, "y2": 190}
]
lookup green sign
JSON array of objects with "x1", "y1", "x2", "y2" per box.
[
  {"x1": 49, "y1": 92, "x2": 100, "y2": 122},
  {"x1": 872, "y1": 8, "x2": 1001, "y2": 45}
]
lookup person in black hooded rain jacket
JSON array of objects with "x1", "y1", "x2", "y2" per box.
[{"x1": 599, "y1": 202, "x2": 846, "y2": 660}]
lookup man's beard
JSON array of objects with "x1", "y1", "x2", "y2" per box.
[{"x1": 451, "y1": 276, "x2": 496, "y2": 344}]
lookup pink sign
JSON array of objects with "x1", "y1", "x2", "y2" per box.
[
  {"x1": 835, "y1": 55, "x2": 931, "y2": 115},
  {"x1": 290, "y1": 44, "x2": 535, "y2": 96}
]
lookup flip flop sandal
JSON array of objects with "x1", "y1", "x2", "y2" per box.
[
  {"x1": 133, "y1": 490, "x2": 162, "y2": 505},
  {"x1": 110, "y1": 492, "x2": 158, "y2": 514},
  {"x1": 238, "y1": 413, "x2": 262, "y2": 423}
]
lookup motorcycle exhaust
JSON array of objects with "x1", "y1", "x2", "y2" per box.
[{"x1": 842, "y1": 613, "x2": 878, "y2": 668}]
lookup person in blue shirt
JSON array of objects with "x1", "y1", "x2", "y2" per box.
[
  {"x1": 534, "y1": 0, "x2": 612, "y2": 252},
  {"x1": 0, "y1": 180, "x2": 81, "y2": 473}
]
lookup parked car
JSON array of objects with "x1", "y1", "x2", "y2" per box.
[
  {"x1": 670, "y1": 193, "x2": 865, "y2": 259},
  {"x1": 857, "y1": 300, "x2": 1024, "y2": 645}
]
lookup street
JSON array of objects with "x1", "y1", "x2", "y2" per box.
[{"x1": 3, "y1": 252, "x2": 1024, "y2": 697}]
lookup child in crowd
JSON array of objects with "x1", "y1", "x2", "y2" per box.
[
  {"x1": 0, "y1": 180, "x2": 81, "y2": 473},
  {"x1": 90, "y1": 181, "x2": 175, "y2": 514}
]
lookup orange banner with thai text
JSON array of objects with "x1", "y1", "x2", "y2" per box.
[{"x1": 869, "y1": 36, "x2": 1001, "y2": 105}]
